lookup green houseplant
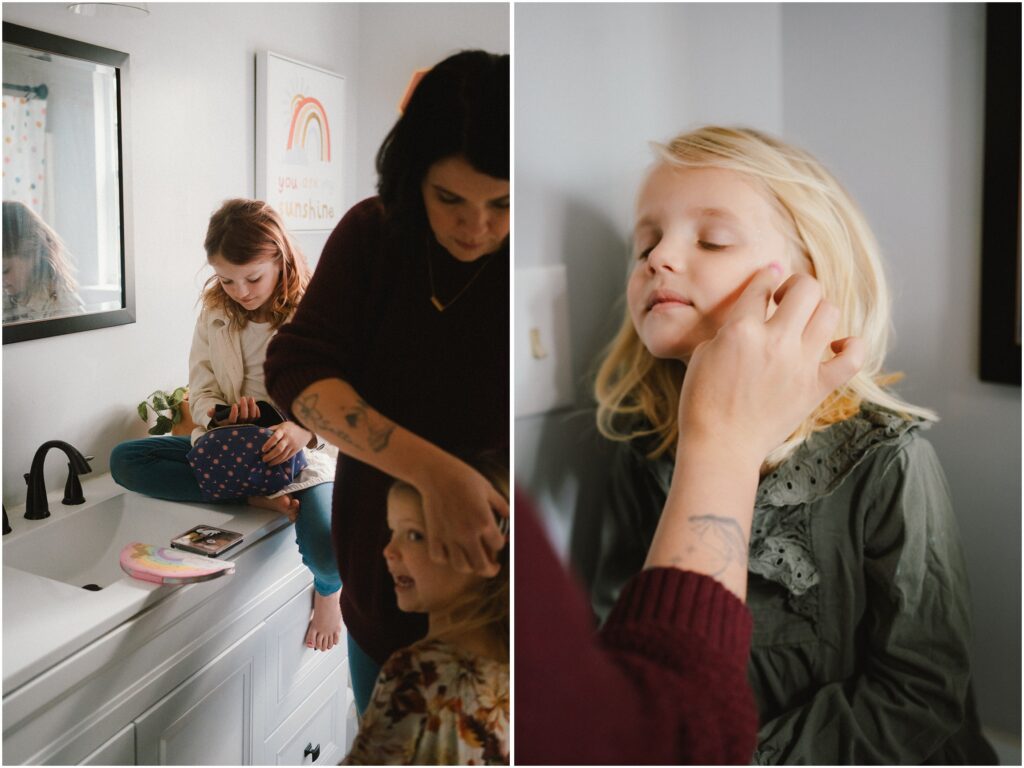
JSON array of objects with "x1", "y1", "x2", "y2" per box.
[{"x1": 138, "y1": 386, "x2": 193, "y2": 436}]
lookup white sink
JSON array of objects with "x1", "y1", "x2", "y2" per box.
[
  {"x1": 3, "y1": 493, "x2": 235, "y2": 589},
  {"x1": 3, "y1": 474, "x2": 293, "y2": 693}
]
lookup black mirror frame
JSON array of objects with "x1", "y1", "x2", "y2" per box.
[{"x1": 2, "y1": 22, "x2": 135, "y2": 345}]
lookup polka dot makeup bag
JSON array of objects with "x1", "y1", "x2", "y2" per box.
[{"x1": 186, "y1": 401, "x2": 308, "y2": 501}]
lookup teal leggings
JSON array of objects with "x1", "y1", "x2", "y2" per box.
[{"x1": 347, "y1": 633, "x2": 383, "y2": 716}]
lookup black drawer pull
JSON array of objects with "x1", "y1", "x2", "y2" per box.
[{"x1": 304, "y1": 742, "x2": 321, "y2": 762}]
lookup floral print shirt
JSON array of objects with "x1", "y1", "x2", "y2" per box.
[{"x1": 343, "y1": 638, "x2": 509, "y2": 765}]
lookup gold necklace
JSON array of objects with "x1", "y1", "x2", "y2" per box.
[{"x1": 425, "y1": 250, "x2": 493, "y2": 312}]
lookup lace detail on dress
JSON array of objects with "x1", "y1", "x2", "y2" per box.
[
  {"x1": 750, "y1": 506, "x2": 818, "y2": 599},
  {"x1": 756, "y1": 405, "x2": 921, "y2": 508},
  {"x1": 747, "y1": 406, "x2": 921, "y2": 611}
]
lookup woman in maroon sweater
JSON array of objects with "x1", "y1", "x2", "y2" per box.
[
  {"x1": 264, "y1": 51, "x2": 509, "y2": 714},
  {"x1": 516, "y1": 267, "x2": 864, "y2": 764}
]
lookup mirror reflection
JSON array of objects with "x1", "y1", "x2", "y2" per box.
[
  {"x1": 2, "y1": 31, "x2": 130, "y2": 337},
  {"x1": 3, "y1": 200, "x2": 85, "y2": 322}
]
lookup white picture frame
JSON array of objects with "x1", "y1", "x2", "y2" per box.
[{"x1": 256, "y1": 51, "x2": 345, "y2": 233}]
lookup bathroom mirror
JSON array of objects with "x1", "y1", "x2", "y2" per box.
[{"x1": 2, "y1": 22, "x2": 134, "y2": 344}]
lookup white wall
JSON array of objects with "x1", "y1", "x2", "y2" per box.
[
  {"x1": 1, "y1": 3, "x2": 508, "y2": 513},
  {"x1": 515, "y1": 0, "x2": 1020, "y2": 746},
  {"x1": 355, "y1": 3, "x2": 509, "y2": 200}
]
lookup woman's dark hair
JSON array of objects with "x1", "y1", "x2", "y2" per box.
[{"x1": 375, "y1": 50, "x2": 509, "y2": 237}]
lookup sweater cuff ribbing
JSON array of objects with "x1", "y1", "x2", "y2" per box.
[{"x1": 604, "y1": 567, "x2": 753, "y2": 666}]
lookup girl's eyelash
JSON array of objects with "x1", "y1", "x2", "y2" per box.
[
  {"x1": 637, "y1": 247, "x2": 654, "y2": 260},
  {"x1": 699, "y1": 241, "x2": 728, "y2": 251}
]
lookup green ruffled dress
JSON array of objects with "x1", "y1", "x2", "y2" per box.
[{"x1": 592, "y1": 405, "x2": 997, "y2": 764}]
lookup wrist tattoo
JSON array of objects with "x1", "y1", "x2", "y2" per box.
[
  {"x1": 294, "y1": 392, "x2": 395, "y2": 453},
  {"x1": 671, "y1": 515, "x2": 748, "y2": 577}
]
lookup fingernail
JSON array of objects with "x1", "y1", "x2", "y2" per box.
[{"x1": 768, "y1": 261, "x2": 783, "y2": 275}]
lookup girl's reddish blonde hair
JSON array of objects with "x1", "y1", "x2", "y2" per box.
[{"x1": 201, "y1": 199, "x2": 309, "y2": 329}]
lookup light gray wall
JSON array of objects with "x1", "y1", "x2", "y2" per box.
[
  {"x1": 514, "y1": 2, "x2": 784, "y2": 563},
  {"x1": 515, "y1": 0, "x2": 1020, "y2": 743},
  {"x1": 1, "y1": 3, "x2": 507, "y2": 513},
  {"x1": 779, "y1": 1, "x2": 1020, "y2": 741}
]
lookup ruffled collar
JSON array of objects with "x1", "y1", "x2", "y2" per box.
[
  {"x1": 747, "y1": 404, "x2": 924, "y2": 603},
  {"x1": 632, "y1": 405, "x2": 924, "y2": 603},
  {"x1": 755, "y1": 404, "x2": 923, "y2": 508}
]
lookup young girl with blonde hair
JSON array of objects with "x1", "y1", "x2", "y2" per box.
[
  {"x1": 344, "y1": 454, "x2": 509, "y2": 765},
  {"x1": 111, "y1": 199, "x2": 342, "y2": 652},
  {"x1": 592, "y1": 126, "x2": 995, "y2": 764}
]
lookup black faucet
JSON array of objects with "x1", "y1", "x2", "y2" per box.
[{"x1": 23, "y1": 441, "x2": 93, "y2": 520}]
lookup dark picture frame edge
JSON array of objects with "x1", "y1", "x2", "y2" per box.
[{"x1": 979, "y1": 3, "x2": 1022, "y2": 386}]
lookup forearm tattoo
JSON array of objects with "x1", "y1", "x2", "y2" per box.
[
  {"x1": 670, "y1": 514, "x2": 748, "y2": 577},
  {"x1": 294, "y1": 392, "x2": 395, "y2": 453}
]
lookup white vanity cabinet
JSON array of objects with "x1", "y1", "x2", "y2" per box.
[
  {"x1": 135, "y1": 627, "x2": 264, "y2": 765},
  {"x1": 3, "y1": 521, "x2": 353, "y2": 766}
]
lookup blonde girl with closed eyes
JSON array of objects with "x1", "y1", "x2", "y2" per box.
[{"x1": 592, "y1": 126, "x2": 996, "y2": 764}]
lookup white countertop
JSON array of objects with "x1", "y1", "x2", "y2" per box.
[{"x1": 2, "y1": 473, "x2": 292, "y2": 694}]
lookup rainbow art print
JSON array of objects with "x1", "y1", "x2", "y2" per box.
[{"x1": 257, "y1": 51, "x2": 346, "y2": 233}]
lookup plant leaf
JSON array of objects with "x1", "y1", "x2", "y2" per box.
[
  {"x1": 152, "y1": 395, "x2": 168, "y2": 411},
  {"x1": 137, "y1": 402, "x2": 149, "y2": 421},
  {"x1": 153, "y1": 415, "x2": 173, "y2": 435},
  {"x1": 172, "y1": 409, "x2": 182, "y2": 424}
]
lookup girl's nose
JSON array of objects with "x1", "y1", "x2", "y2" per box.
[
  {"x1": 647, "y1": 242, "x2": 683, "y2": 273},
  {"x1": 383, "y1": 542, "x2": 397, "y2": 561}
]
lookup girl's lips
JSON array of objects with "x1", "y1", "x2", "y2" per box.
[
  {"x1": 647, "y1": 289, "x2": 692, "y2": 311},
  {"x1": 393, "y1": 574, "x2": 414, "y2": 590}
]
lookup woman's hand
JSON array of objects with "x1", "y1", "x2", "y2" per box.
[
  {"x1": 645, "y1": 267, "x2": 864, "y2": 599},
  {"x1": 207, "y1": 396, "x2": 262, "y2": 426},
  {"x1": 679, "y1": 266, "x2": 865, "y2": 466},
  {"x1": 415, "y1": 455, "x2": 509, "y2": 577},
  {"x1": 261, "y1": 421, "x2": 313, "y2": 466}
]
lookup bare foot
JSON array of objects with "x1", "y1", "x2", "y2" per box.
[
  {"x1": 248, "y1": 494, "x2": 300, "y2": 522},
  {"x1": 306, "y1": 589, "x2": 342, "y2": 652}
]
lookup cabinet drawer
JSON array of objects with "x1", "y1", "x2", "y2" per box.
[
  {"x1": 264, "y1": 584, "x2": 347, "y2": 733},
  {"x1": 264, "y1": 672, "x2": 346, "y2": 766}
]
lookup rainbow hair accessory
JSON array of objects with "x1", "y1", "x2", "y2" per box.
[{"x1": 120, "y1": 542, "x2": 236, "y2": 585}]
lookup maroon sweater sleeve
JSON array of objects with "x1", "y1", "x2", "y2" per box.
[
  {"x1": 265, "y1": 197, "x2": 382, "y2": 421},
  {"x1": 515, "y1": 490, "x2": 758, "y2": 765}
]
